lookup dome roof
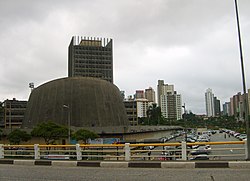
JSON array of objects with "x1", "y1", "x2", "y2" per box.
[{"x1": 23, "y1": 77, "x2": 129, "y2": 128}]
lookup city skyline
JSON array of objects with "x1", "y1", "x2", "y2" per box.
[{"x1": 0, "y1": 0, "x2": 249, "y2": 114}]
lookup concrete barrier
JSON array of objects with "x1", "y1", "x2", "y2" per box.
[
  {"x1": 229, "y1": 161, "x2": 250, "y2": 169},
  {"x1": 14, "y1": 160, "x2": 34, "y2": 166},
  {"x1": 195, "y1": 162, "x2": 228, "y2": 168},
  {"x1": 128, "y1": 162, "x2": 161, "y2": 168},
  {"x1": 161, "y1": 162, "x2": 195, "y2": 168},
  {"x1": 52, "y1": 161, "x2": 77, "y2": 167},
  {"x1": 1, "y1": 159, "x2": 250, "y2": 169},
  {"x1": 34, "y1": 160, "x2": 52, "y2": 166},
  {"x1": 0, "y1": 159, "x2": 13, "y2": 164},
  {"x1": 77, "y1": 161, "x2": 100, "y2": 167},
  {"x1": 100, "y1": 162, "x2": 128, "y2": 168}
]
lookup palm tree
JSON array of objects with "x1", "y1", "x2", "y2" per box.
[{"x1": 146, "y1": 104, "x2": 162, "y2": 125}]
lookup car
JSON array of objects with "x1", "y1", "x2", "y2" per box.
[
  {"x1": 234, "y1": 133, "x2": 240, "y2": 137},
  {"x1": 238, "y1": 134, "x2": 247, "y2": 140},
  {"x1": 189, "y1": 154, "x2": 209, "y2": 160},
  {"x1": 190, "y1": 146, "x2": 211, "y2": 155},
  {"x1": 197, "y1": 138, "x2": 209, "y2": 142},
  {"x1": 185, "y1": 137, "x2": 196, "y2": 143}
]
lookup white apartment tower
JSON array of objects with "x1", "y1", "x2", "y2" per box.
[
  {"x1": 205, "y1": 88, "x2": 215, "y2": 117},
  {"x1": 136, "y1": 99, "x2": 149, "y2": 118}
]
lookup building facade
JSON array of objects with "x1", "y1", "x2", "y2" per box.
[
  {"x1": 228, "y1": 92, "x2": 245, "y2": 120},
  {"x1": 135, "y1": 90, "x2": 145, "y2": 99},
  {"x1": 157, "y1": 80, "x2": 164, "y2": 107},
  {"x1": 161, "y1": 93, "x2": 182, "y2": 120},
  {"x1": 214, "y1": 97, "x2": 221, "y2": 116},
  {"x1": 3, "y1": 99, "x2": 27, "y2": 129},
  {"x1": 0, "y1": 102, "x2": 4, "y2": 128},
  {"x1": 205, "y1": 88, "x2": 215, "y2": 117},
  {"x1": 249, "y1": 89, "x2": 250, "y2": 115},
  {"x1": 145, "y1": 87, "x2": 156, "y2": 103},
  {"x1": 223, "y1": 102, "x2": 231, "y2": 116},
  {"x1": 158, "y1": 80, "x2": 182, "y2": 121},
  {"x1": 223, "y1": 91, "x2": 249, "y2": 120},
  {"x1": 136, "y1": 99, "x2": 149, "y2": 118},
  {"x1": 123, "y1": 99, "x2": 138, "y2": 126},
  {"x1": 68, "y1": 36, "x2": 113, "y2": 83},
  {"x1": 123, "y1": 98, "x2": 150, "y2": 126}
]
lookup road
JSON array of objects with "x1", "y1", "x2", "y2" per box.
[{"x1": 0, "y1": 164, "x2": 250, "y2": 181}]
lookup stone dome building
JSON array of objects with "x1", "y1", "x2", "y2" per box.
[{"x1": 23, "y1": 77, "x2": 129, "y2": 129}]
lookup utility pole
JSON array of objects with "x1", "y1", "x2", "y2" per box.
[
  {"x1": 182, "y1": 103, "x2": 187, "y2": 141},
  {"x1": 234, "y1": 0, "x2": 249, "y2": 160},
  {"x1": 63, "y1": 105, "x2": 71, "y2": 144}
]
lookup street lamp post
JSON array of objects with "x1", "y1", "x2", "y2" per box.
[
  {"x1": 182, "y1": 103, "x2": 187, "y2": 142},
  {"x1": 63, "y1": 105, "x2": 71, "y2": 144},
  {"x1": 234, "y1": 0, "x2": 250, "y2": 160}
]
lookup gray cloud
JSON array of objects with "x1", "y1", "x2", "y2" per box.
[{"x1": 0, "y1": 0, "x2": 250, "y2": 114}]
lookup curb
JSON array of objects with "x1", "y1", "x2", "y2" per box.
[
  {"x1": 1, "y1": 159, "x2": 250, "y2": 168},
  {"x1": 195, "y1": 162, "x2": 228, "y2": 168},
  {"x1": 161, "y1": 162, "x2": 195, "y2": 168},
  {"x1": 14, "y1": 160, "x2": 35, "y2": 166},
  {"x1": 229, "y1": 161, "x2": 250, "y2": 169},
  {"x1": 100, "y1": 162, "x2": 128, "y2": 168},
  {"x1": 52, "y1": 161, "x2": 77, "y2": 167}
]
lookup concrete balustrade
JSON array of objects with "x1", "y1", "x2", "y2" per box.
[{"x1": 0, "y1": 141, "x2": 246, "y2": 161}]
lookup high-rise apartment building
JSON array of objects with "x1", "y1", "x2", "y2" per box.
[
  {"x1": 205, "y1": 88, "x2": 215, "y2": 117},
  {"x1": 214, "y1": 97, "x2": 221, "y2": 116},
  {"x1": 136, "y1": 99, "x2": 149, "y2": 118},
  {"x1": 157, "y1": 80, "x2": 175, "y2": 107},
  {"x1": 157, "y1": 80, "x2": 164, "y2": 107},
  {"x1": 231, "y1": 92, "x2": 245, "y2": 121},
  {"x1": 145, "y1": 87, "x2": 156, "y2": 103},
  {"x1": 68, "y1": 36, "x2": 113, "y2": 83},
  {"x1": 135, "y1": 90, "x2": 145, "y2": 99},
  {"x1": 158, "y1": 80, "x2": 182, "y2": 121},
  {"x1": 223, "y1": 102, "x2": 231, "y2": 116},
  {"x1": 161, "y1": 93, "x2": 182, "y2": 120},
  {"x1": 223, "y1": 91, "x2": 249, "y2": 120}
]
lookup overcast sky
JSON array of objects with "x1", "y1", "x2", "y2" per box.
[{"x1": 0, "y1": 0, "x2": 249, "y2": 114}]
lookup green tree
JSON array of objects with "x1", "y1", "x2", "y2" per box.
[
  {"x1": 72, "y1": 129, "x2": 99, "y2": 144},
  {"x1": 31, "y1": 121, "x2": 68, "y2": 145},
  {"x1": 7, "y1": 129, "x2": 31, "y2": 144},
  {"x1": 146, "y1": 103, "x2": 163, "y2": 125}
]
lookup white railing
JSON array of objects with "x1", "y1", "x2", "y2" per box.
[{"x1": 0, "y1": 141, "x2": 246, "y2": 161}]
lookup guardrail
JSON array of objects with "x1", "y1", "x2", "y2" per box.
[{"x1": 0, "y1": 141, "x2": 246, "y2": 161}]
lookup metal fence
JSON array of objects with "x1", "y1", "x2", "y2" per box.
[{"x1": 0, "y1": 141, "x2": 246, "y2": 161}]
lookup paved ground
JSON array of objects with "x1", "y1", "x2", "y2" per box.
[{"x1": 0, "y1": 164, "x2": 250, "y2": 181}]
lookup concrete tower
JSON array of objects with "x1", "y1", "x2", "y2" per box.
[{"x1": 68, "y1": 36, "x2": 113, "y2": 83}]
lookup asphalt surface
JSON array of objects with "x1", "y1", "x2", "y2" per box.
[{"x1": 0, "y1": 164, "x2": 250, "y2": 181}]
